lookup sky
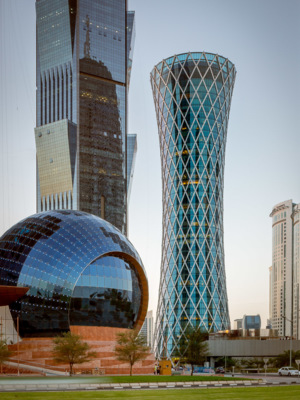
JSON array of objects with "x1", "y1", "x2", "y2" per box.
[{"x1": 1, "y1": 0, "x2": 300, "y2": 329}]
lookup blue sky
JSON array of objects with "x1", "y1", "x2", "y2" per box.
[{"x1": 0, "y1": 0, "x2": 300, "y2": 327}]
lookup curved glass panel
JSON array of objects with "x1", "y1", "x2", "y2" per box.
[
  {"x1": 0, "y1": 210, "x2": 145, "y2": 337},
  {"x1": 151, "y1": 52, "x2": 236, "y2": 358},
  {"x1": 70, "y1": 255, "x2": 141, "y2": 328}
]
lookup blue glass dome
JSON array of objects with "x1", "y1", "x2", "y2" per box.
[{"x1": 0, "y1": 210, "x2": 148, "y2": 337}]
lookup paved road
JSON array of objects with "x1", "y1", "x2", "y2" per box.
[{"x1": 238, "y1": 372, "x2": 300, "y2": 384}]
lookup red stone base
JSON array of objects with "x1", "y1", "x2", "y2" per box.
[{"x1": 8, "y1": 327, "x2": 156, "y2": 375}]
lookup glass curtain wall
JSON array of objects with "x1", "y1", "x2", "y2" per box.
[
  {"x1": 78, "y1": 0, "x2": 127, "y2": 232},
  {"x1": 35, "y1": 0, "x2": 134, "y2": 235},
  {"x1": 151, "y1": 52, "x2": 236, "y2": 358},
  {"x1": 0, "y1": 210, "x2": 146, "y2": 337}
]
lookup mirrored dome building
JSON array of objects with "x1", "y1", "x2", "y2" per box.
[{"x1": 0, "y1": 210, "x2": 148, "y2": 338}]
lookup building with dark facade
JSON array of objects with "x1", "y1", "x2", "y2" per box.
[
  {"x1": 151, "y1": 52, "x2": 236, "y2": 359},
  {"x1": 35, "y1": 0, "x2": 135, "y2": 235}
]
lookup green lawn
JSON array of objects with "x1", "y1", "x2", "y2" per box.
[{"x1": 0, "y1": 387, "x2": 300, "y2": 400}]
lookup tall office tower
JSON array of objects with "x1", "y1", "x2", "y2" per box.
[
  {"x1": 139, "y1": 310, "x2": 154, "y2": 349},
  {"x1": 270, "y1": 200, "x2": 300, "y2": 339},
  {"x1": 241, "y1": 315, "x2": 261, "y2": 330},
  {"x1": 34, "y1": 0, "x2": 135, "y2": 234},
  {"x1": 293, "y1": 204, "x2": 300, "y2": 339},
  {"x1": 127, "y1": 134, "x2": 137, "y2": 202},
  {"x1": 151, "y1": 52, "x2": 236, "y2": 358},
  {"x1": 233, "y1": 319, "x2": 242, "y2": 330},
  {"x1": 269, "y1": 266, "x2": 272, "y2": 328}
]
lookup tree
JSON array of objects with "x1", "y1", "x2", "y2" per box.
[
  {"x1": 215, "y1": 356, "x2": 237, "y2": 370},
  {"x1": 0, "y1": 340, "x2": 12, "y2": 374},
  {"x1": 114, "y1": 329, "x2": 150, "y2": 376},
  {"x1": 241, "y1": 357, "x2": 264, "y2": 371},
  {"x1": 176, "y1": 325, "x2": 210, "y2": 376},
  {"x1": 271, "y1": 350, "x2": 300, "y2": 368},
  {"x1": 52, "y1": 332, "x2": 97, "y2": 376}
]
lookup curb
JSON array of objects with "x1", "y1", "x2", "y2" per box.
[{"x1": 1, "y1": 379, "x2": 299, "y2": 392}]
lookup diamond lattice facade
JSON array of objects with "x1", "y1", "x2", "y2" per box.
[
  {"x1": 35, "y1": 0, "x2": 135, "y2": 235},
  {"x1": 151, "y1": 52, "x2": 236, "y2": 358}
]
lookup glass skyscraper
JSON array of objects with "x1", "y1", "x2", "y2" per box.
[
  {"x1": 151, "y1": 52, "x2": 236, "y2": 358},
  {"x1": 35, "y1": 0, "x2": 135, "y2": 234},
  {"x1": 127, "y1": 133, "x2": 137, "y2": 202}
]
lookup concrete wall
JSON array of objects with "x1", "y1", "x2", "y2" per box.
[
  {"x1": 0, "y1": 306, "x2": 18, "y2": 344},
  {"x1": 208, "y1": 338, "x2": 300, "y2": 357}
]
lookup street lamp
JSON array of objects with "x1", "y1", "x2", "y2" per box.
[
  {"x1": 281, "y1": 314, "x2": 293, "y2": 367},
  {"x1": 17, "y1": 316, "x2": 20, "y2": 376},
  {"x1": 296, "y1": 359, "x2": 300, "y2": 378}
]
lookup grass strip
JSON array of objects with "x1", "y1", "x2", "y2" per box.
[{"x1": 0, "y1": 386, "x2": 300, "y2": 400}]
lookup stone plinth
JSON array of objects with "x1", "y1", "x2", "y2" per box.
[{"x1": 8, "y1": 327, "x2": 156, "y2": 375}]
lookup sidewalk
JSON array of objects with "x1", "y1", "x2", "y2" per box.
[{"x1": 0, "y1": 379, "x2": 265, "y2": 392}]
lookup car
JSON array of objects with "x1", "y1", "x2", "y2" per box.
[
  {"x1": 215, "y1": 367, "x2": 225, "y2": 374},
  {"x1": 278, "y1": 367, "x2": 300, "y2": 376}
]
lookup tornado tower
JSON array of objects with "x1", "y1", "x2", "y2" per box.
[{"x1": 151, "y1": 52, "x2": 236, "y2": 358}]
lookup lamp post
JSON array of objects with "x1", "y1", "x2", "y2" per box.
[
  {"x1": 17, "y1": 316, "x2": 20, "y2": 376},
  {"x1": 281, "y1": 314, "x2": 293, "y2": 367},
  {"x1": 224, "y1": 337, "x2": 227, "y2": 373},
  {"x1": 295, "y1": 359, "x2": 300, "y2": 378}
]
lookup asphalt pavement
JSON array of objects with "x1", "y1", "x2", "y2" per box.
[{"x1": 238, "y1": 372, "x2": 300, "y2": 384}]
